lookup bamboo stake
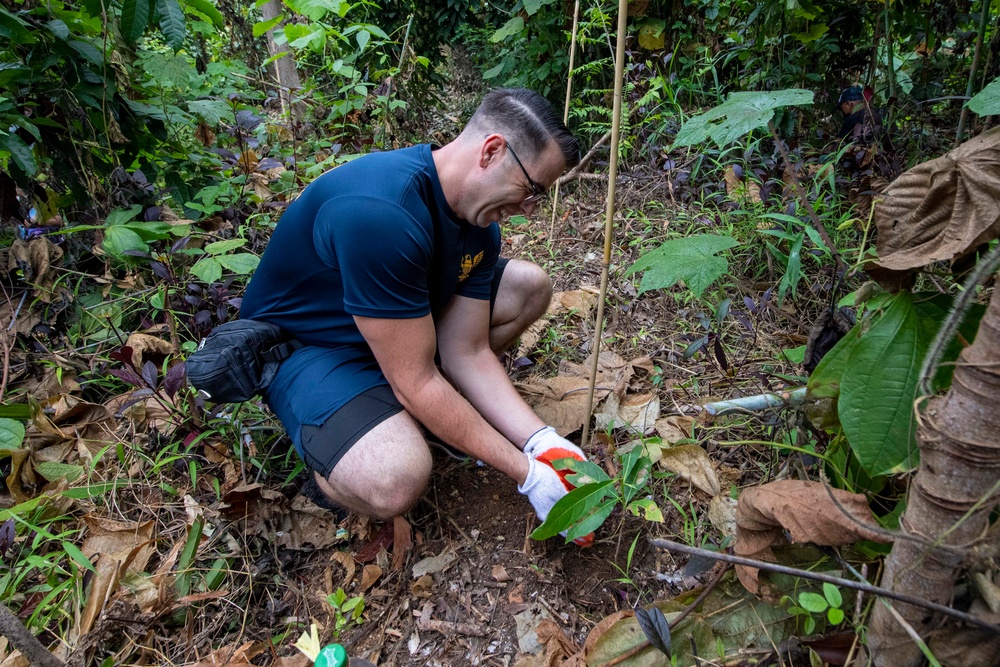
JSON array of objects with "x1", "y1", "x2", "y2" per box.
[
  {"x1": 580, "y1": 0, "x2": 628, "y2": 449},
  {"x1": 956, "y1": 0, "x2": 990, "y2": 145},
  {"x1": 548, "y1": 0, "x2": 582, "y2": 240}
]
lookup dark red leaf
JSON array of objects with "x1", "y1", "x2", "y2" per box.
[
  {"x1": 0, "y1": 519, "x2": 14, "y2": 558},
  {"x1": 164, "y1": 362, "x2": 186, "y2": 398},
  {"x1": 354, "y1": 522, "x2": 393, "y2": 564},
  {"x1": 713, "y1": 337, "x2": 729, "y2": 372},
  {"x1": 142, "y1": 360, "x2": 159, "y2": 389},
  {"x1": 108, "y1": 367, "x2": 145, "y2": 388},
  {"x1": 110, "y1": 346, "x2": 137, "y2": 370}
]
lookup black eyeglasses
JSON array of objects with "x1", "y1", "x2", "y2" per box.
[{"x1": 505, "y1": 142, "x2": 546, "y2": 205}]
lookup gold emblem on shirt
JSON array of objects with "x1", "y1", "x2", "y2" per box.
[{"x1": 458, "y1": 251, "x2": 484, "y2": 282}]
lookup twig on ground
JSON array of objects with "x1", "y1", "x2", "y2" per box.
[
  {"x1": 0, "y1": 602, "x2": 65, "y2": 667},
  {"x1": 416, "y1": 617, "x2": 487, "y2": 637},
  {"x1": 649, "y1": 538, "x2": 1000, "y2": 633}
]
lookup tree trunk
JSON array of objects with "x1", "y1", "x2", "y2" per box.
[
  {"x1": 260, "y1": 0, "x2": 303, "y2": 121},
  {"x1": 868, "y1": 282, "x2": 1000, "y2": 666}
]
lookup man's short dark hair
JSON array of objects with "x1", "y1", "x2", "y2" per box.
[
  {"x1": 838, "y1": 86, "x2": 864, "y2": 105},
  {"x1": 466, "y1": 88, "x2": 581, "y2": 169}
]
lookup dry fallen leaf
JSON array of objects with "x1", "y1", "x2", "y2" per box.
[
  {"x1": 411, "y1": 547, "x2": 457, "y2": 578},
  {"x1": 360, "y1": 564, "x2": 382, "y2": 592},
  {"x1": 392, "y1": 515, "x2": 412, "y2": 571},
  {"x1": 124, "y1": 332, "x2": 175, "y2": 368},
  {"x1": 709, "y1": 494, "x2": 738, "y2": 541},
  {"x1": 735, "y1": 480, "x2": 890, "y2": 595},
  {"x1": 410, "y1": 574, "x2": 435, "y2": 597},
  {"x1": 594, "y1": 391, "x2": 659, "y2": 434},
  {"x1": 654, "y1": 415, "x2": 694, "y2": 444},
  {"x1": 658, "y1": 444, "x2": 720, "y2": 496},
  {"x1": 492, "y1": 564, "x2": 512, "y2": 582},
  {"x1": 874, "y1": 126, "x2": 1000, "y2": 273},
  {"x1": 331, "y1": 551, "x2": 356, "y2": 588}
]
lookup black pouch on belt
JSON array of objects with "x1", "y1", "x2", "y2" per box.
[{"x1": 185, "y1": 320, "x2": 301, "y2": 403}]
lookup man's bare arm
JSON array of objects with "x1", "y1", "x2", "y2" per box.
[
  {"x1": 353, "y1": 314, "x2": 529, "y2": 484},
  {"x1": 435, "y1": 294, "x2": 545, "y2": 448}
]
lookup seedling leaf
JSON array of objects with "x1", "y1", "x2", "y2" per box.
[
  {"x1": 531, "y1": 480, "x2": 615, "y2": 541},
  {"x1": 628, "y1": 234, "x2": 739, "y2": 298}
]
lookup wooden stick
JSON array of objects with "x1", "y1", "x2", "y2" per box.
[
  {"x1": 649, "y1": 538, "x2": 1000, "y2": 633},
  {"x1": 580, "y1": 0, "x2": 629, "y2": 450},
  {"x1": 549, "y1": 0, "x2": 582, "y2": 239},
  {"x1": 0, "y1": 602, "x2": 65, "y2": 667}
]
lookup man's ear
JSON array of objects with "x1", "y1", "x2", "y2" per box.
[{"x1": 479, "y1": 134, "x2": 505, "y2": 169}]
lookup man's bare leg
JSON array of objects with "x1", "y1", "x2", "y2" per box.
[
  {"x1": 490, "y1": 259, "x2": 552, "y2": 353},
  {"x1": 314, "y1": 411, "x2": 432, "y2": 519}
]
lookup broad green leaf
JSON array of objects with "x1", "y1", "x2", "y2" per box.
[
  {"x1": 190, "y1": 257, "x2": 222, "y2": 284},
  {"x1": 34, "y1": 461, "x2": 85, "y2": 483},
  {"x1": 490, "y1": 17, "x2": 524, "y2": 43},
  {"x1": 355, "y1": 28, "x2": 369, "y2": 52},
  {"x1": 187, "y1": 99, "x2": 231, "y2": 125},
  {"x1": 204, "y1": 238, "x2": 246, "y2": 254},
  {"x1": 1, "y1": 133, "x2": 37, "y2": 175},
  {"x1": 47, "y1": 19, "x2": 70, "y2": 39},
  {"x1": 523, "y1": 0, "x2": 558, "y2": 14},
  {"x1": 823, "y1": 583, "x2": 842, "y2": 608},
  {"x1": 105, "y1": 205, "x2": 143, "y2": 226},
  {"x1": 531, "y1": 480, "x2": 615, "y2": 540},
  {"x1": 104, "y1": 226, "x2": 148, "y2": 260},
  {"x1": 564, "y1": 497, "x2": 616, "y2": 542},
  {"x1": 156, "y1": 0, "x2": 187, "y2": 51},
  {"x1": 482, "y1": 62, "x2": 504, "y2": 79},
  {"x1": 217, "y1": 253, "x2": 260, "y2": 275},
  {"x1": 120, "y1": 0, "x2": 152, "y2": 44},
  {"x1": 0, "y1": 8, "x2": 35, "y2": 45},
  {"x1": 69, "y1": 38, "x2": 104, "y2": 65},
  {"x1": 182, "y1": 0, "x2": 225, "y2": 28},
  {"x1": 0, "y1": 418, "x2": 25, "y2": 450},
  {"x1": 838, "y1": 293, "x2": 932, "y2": 476},
  {"x1": 285, "y1": 23, "x2": 326, "y2": 51},
  {"x1": 559, "y1": 458, "x2": 612, "y2": 486},
  {"x1": 628, "y1": 234, "x2": 739, "y2": 298},
  {"x1": 253, "y1": 14, "x2": 283, "y2": 37},
  {"x1": 969, "y1": 77, "x2": 1000, "y2": 116},
  {"x1": 798, "y1": 592, "x2": 828, "y2": 613},
  {"x1": 674, "y1": 89, "x2": 814, "y2": 149},
  {"x1": 828, "y1": 607, "x2": 845, "y2": 624}
]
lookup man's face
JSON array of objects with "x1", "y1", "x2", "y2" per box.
[
  {"x1": 840, "y1": 101, "x2": 854, "y2": 117},
  {"x1": 471, "y1": 137, "x2": 565, "y2": 228}
]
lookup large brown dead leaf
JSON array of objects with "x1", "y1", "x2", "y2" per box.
[
  {"x1": 515, "y1": 289, "x2": 599, "y2": 358},
  {"x1": 594, "y1": 391, "x2": 659, "y2": 434},
  {"x1": 512, "y1": 619, "x2": 581, "y2": 667},
  {"x1": 735, "y1": 480, "x2": 890, "y2": 595},
  {"x1": 124, "y1": 332, "x2": 175, "y2": 368},
  {"x1": 220, "y1": 484, "x2": 345, "y2": 550},
  {"x1": 874, "y1": 126, "x2": 1000, "y2": 272},
  {"x1": 516, "y1": 352, "x2": 646, "y2": 436},
  {"x1": 76, "y1": 517, "x2": 156, "y2": 637},
  {"x1": 6, "y1": 238, "x2": 65, "y2": 301},
  {"x1": 658, "y1": 444, "x2": 720, "y2": 497}
]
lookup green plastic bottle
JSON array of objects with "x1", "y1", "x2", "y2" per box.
[{"x1": 314, "y1": 644, "x2": 376, "y2": 667}]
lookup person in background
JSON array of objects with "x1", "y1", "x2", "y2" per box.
[{"x1": 836, "y1": 85, "x2": 883, "y2": 143}]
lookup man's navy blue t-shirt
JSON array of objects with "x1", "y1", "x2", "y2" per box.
[{"x1": 241, "y1": 144, "x2": 500, "y2": 445}]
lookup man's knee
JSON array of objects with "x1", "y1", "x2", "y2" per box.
[
  {"x1": 365, "y1": 448, "x2": 432, "y2": 518},
  {"x1": 503, "y1": 260, "x2": 552, "y2": 321}
]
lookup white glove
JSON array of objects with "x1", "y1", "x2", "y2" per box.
[
  {"x1": 523, "y1": 426, "x2": 586, "y2": 460},
  {"x1": 518, "y1": 455, "x2": 570, "y2": 523}
]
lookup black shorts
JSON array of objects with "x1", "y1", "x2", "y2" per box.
[{"x1": 299, "y1": 258, "x2": 510, "y2": 477}]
